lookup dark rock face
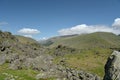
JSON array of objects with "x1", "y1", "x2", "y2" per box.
[{"x1": 104, "y1": 51, "x2": 120, "y2": 80}]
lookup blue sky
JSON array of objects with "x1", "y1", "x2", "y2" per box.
[{"x1": 0, "y1": 0, "x2": 120, "y2": 40}]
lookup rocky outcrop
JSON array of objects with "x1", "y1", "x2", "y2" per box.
[
  {"x1": 0, "y1": 30, "x2": 53, "y2": 71},
  {"x1": 104, "y1": 51, "x2": 120, "y2": 80},
  {"x1": 59, "y1": 67, "x2": 100, "y2": 80},
  {"x1": 50, "y1": 45, "x2": 77, "y2": 56},
  {"x1": 35, "y1": 65, "x2": 101, "y2": 80}
]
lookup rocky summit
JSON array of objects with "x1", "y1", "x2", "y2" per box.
[{"x1": 104, "y1": 51, "x2": 120, "y2": 80}]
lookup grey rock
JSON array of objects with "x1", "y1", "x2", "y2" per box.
[
  {"x1": 0, "y1": 53, "x2": 6, "y2": 65},
  {"x1": 36, "y1": 73, "x2": 46, "y2": 79},
  {"x1": 104, "y1": 50, "x2": 120, "y2": 80},
  {"x1": 55, "y1": 66, "x2": 100, "y2": 80}
]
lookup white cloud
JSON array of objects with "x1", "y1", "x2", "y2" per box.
[
  {"x1": 18, "y1": 28, "x2": 40, "y2": 35},
  {"x1": 58, "y1": 24, "x2": 120, "y2": 35},
  {"x1": 23, "y1": 35, "x2": 33, "y2": 38},
  {"x1": 112, "y1": 18, "x2": 120, "y2": 28},
  {"x1": 42, "y1": 37, "x2": 48, "y2": 40},
  {"x1": 40, "y1": 37, "x2": 48, "y2": 40},
  {"x1": 18, "y1": 28, "x2": 40, "y2": 38},
  {"x1": 0, "y1": 22, "x2": 8, "y2": 26}
]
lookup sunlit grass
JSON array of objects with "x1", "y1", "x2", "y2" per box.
[
  {"x1": 53, "y1": 48, "x2": 112, "y2": 77},
  {"x1": 0, "y1": 63, "x2": 38, "y2": 80}
]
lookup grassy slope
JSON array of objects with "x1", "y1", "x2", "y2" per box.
[
  {"x1": 53, "y1": 48, "x2": 112, "y2": 77},
  {"x1": 50, "y1": 32, "x2": 120, "y2": 49},
  {"x1": 0, "y1": 63, "x2": 56, "y2": 80},
  {"x1": 0, "y1": 34, "x2": 39, "y2": 80},
  {"x1": 0, "y1": 63, "x2": 39, "y2": 80},
  {"x1": 0, "y1": 32, "x2": 38, "y2": 80},
  {"x1": 51, "y1": 32, "x2": 120, "y2": 77},
  {"x1": 15, "y1": 35, "x2": 38, "y2": 44},
  {"x1": 0, "y1": 33, "x2": 54, "y2": 80},
  {"x1": 1, "y1": 32, "x2": 120, "y2": 79}
]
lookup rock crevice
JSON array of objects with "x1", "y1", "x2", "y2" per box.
[{"x1": 104, "y1": 51, "x2": 120, "y2": 80}]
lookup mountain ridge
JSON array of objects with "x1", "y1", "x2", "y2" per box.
[{"x1": 40, "y1": 32, "x2": 120, "y2": 50}]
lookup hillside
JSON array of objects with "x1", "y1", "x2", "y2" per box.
[
  {"x1": 45, "y1": 32, "x2": 120, "y2": 77},
  {"x1": 1, "y1": 30, "x2": 120, "y2": 79},
  {"x1": 15, "y1": 35, "x2": 38, "y2": 45},
  {"x1": 0, "y1": 31, "x2": 56, "y2": 80},
  {"x1": 39, "y1": 34, "x2": 78, "y2": 46},
  {"x1": 0, "y1": 30, "x2": 101, "y2": 80},
  {"x1": 47, "y1": 32, "x2": 120, "y2": 49},
  {"x1": 0, "y1": 31, "x2": 49, "y2": 80}
]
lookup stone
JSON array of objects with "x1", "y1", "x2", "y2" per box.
[
  {"x1": 56, "y1": 66, "x2": 100, "y2": 80},
  {"x1": 104, "y1": 50, "x2": 120, "y2": 80},
  {"x1": 0, "y1": 54, "x2": 6, "y2": 65},
  {"x1": 36, "y1": 73, "x2": 46, "y2": 79}
]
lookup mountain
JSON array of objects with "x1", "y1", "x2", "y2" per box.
[
  {"x1": 39, "y1": 34, "x2": 78, "y2": 46},
  {"x1": 46, "y1": 32, "x2": 120, "y2": 49}
]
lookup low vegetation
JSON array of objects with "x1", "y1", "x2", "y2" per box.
[
  {"x1": 0, "y1": 63, "x2": 38, "y2": 80},
  {"x1": 53, "y1": 47, "x2": 112, "y2": 77},
  {"x1": 46, "y1": 32, "x2": 120, "y2": 77},
  {"x1": 46, "y1": 32, "x2": 120, "y2": 49},
  {"x1": 1, "y1": 30, "x2": 120, "y2": 79}
]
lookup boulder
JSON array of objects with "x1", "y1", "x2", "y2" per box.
[{"x1": 104, "y1": 51, "x2": 120, "y2": 80}]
